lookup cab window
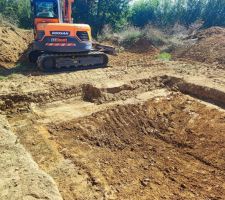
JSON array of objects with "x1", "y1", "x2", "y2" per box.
[{"x1": 35, "y1": 1, "x2": 58, "y2": 18}]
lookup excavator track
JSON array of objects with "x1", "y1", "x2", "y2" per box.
[{"x1": 37, "y1": 51, "x2": 109, "y2": 72}]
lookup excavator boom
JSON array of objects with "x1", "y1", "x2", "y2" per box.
[{"x1": 62, "y1": 0, "x2": 74, "y2": 23}]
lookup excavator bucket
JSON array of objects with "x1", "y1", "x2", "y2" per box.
[{"x1": 93, "y1": 43, "x2": 117, "y2": 56}]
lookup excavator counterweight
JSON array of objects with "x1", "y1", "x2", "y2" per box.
[{"x1": 29, "y1": 0, "x2": 115, "y2": 71}]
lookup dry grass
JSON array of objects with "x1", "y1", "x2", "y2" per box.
[
  {"x1": 0, "y1": 14, "x2": 18, "y2": 28},
  {"x1": 98, "y1": 24, "x2": 184, "y2": 51}
]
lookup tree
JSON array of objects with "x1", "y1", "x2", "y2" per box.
[
  {"x1": 17, "y1": 0, "x2": 32, "y2": 28},
  {"x1": 1, "y1": 0, "x2": 225, "y2": 31},
  {"x1": 180, "y1": 0, "x2": 204, "y2": 25},
  {"x1": 156, "y1": 0, "x2": 176, "y2": 25},
  {"x1": 73, "y1": 0, "x2": 130, "y2": 35},
  {"x1": 203, "y1": 0, "x2": 225, "y2": 27},
  {"x1": 0, "y1": 0, "x2": 32, "y2": 28},
  {"x1": 130, "y1": 0, "x2": 159, "y2": 27}
]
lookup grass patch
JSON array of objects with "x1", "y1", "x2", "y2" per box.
[
  {"x1": 157, "y1": 52, "x2": 172, "y2": 61},
  {"x1": 0, "y1": 76, "x2": 7, "y2": 81}
]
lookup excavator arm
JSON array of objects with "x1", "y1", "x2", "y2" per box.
[{"x1": 62, "y1": 0, "x2": 74, "y2": 23}]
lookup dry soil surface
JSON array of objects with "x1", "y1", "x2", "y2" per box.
[{"x1": 0, "y1": 50, "x2": 225, "y2": 200}]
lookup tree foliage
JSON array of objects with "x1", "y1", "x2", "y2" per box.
[
  {"x1": 129, "y1": 0, "x2": 225, "y2": 28},
  {"x1": 130, "y1": 0, "x2": 159, "y2": 27},
  {"x1": 202, "y1": 0, "x2": 225, "y2": 27},
  {"x1": 0, "y1": 0, "x2": 32, "y2": 28},
  {"x1": 73, "y1": 0, "x2": 130, "y2": 35},
  {"x1": 0, "y1": 0, "x2": 225, "y2": 32}
]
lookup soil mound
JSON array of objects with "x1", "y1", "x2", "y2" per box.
[
  {"x1": 125, "y1": 38, "x2": 159, "y2": 53},
  {"x1": 176, "y1": 27, "x2": 225, "y2": 68},
  {"x1": 193, "y1": 26, "x2": 225, "y2": 39},
  {"x1": 0, "y1": 24, "x2": 32, "y2": 69}
]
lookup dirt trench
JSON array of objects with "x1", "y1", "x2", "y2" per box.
[{"x1": 4, "y1": 74, "x2": 225, "y2": 200}]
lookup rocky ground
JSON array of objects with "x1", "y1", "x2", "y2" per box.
[{"x1": 0, "y1": 25, "x2": 225, "y2": 200}]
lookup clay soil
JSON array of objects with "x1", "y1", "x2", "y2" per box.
[{"x1": 0, "y1": 26, "x2": 225, "y2": 200}]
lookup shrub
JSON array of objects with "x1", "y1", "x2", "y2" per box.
[
  {"x1": 118, "y1": 26, "x2": 143, "y2": 46},
  {"x1": 99, "y1": 25, "x2": 170, "y2": 47},
  {"x1": 0, "y1": 14, "x2": 18, "y2": 27},
  {"x1": 143, "y1": 25, "x2": 169, "y2": 46},
  {"x1": 97, "y1": 25, "x2": 115, "y2": 42},
  {"x1": 97, "y1": 24, "x2": 185, "y2": 53}
]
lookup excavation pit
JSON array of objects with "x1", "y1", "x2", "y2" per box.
[{"x1": 9, "y1": 93, "x2": 225, "y2": 200}]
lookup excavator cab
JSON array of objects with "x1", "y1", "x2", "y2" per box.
[
  {"x1": 29, "y1": 0, "x2": 111, "y2": 71},
  {"x1": 35, "y1": 2, "x2": 57, "y2": 18}
]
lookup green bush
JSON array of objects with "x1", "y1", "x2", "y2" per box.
[
  {"x1": 129, "y1": 0, "x2": 159, "y2": 27},
  {"x1": 129, "y1": 0, "x2": 225, "y2": 28}
]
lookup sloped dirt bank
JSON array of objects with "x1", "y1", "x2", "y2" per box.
[
  {"x1": 0, "y1": 25, "x2": 32, "y2": 68},
  {"x1": 0, "y1": 115, "x2": 62, "y2": 200}
]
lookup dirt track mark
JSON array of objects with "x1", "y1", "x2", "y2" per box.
[{"x1": 0, "y1": 76, "x2": 164, "y2": 112}]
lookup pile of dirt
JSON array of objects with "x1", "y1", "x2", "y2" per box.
[
  {"x1": 124, "y1": 38, "x2": 159, "y2": 54},
  {"x1": 176, "y1": 27, "x2": 225, "y2": 68},
  {"x1": 193, "y1": 26, "x2": 225, "y2": 39},
  {"x1": 0, "y1": 24, "x2": 33, "y2": 69}
]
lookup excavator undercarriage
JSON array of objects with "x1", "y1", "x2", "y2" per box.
[{"x1": 36, "y1": 51, "x2": 109, "y2": 72}]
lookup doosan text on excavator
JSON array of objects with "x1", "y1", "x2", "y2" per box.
[{"x1": 29, "y1": 0, "x2": 115, "y2": 71}]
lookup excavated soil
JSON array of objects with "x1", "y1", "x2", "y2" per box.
[
  {"x1": 0, "y1": 25, "x2": 32, "y2": 68},
  {"x1": 175, "y1": 27, "x2": 225, "y2": 68},
  {"x1": 6, "y1": 85, "x2": 225, "y2": 200},
  {"x1": 48, "y1": 95, "x2": 225, "y2": 200},
  {"x1": 0, "y1": 27, "x2": 225, "y2": 199}
]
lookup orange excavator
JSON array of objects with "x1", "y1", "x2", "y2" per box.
[{"x1": 29, "y1": 0, "x2": 115, "y2": 71}]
